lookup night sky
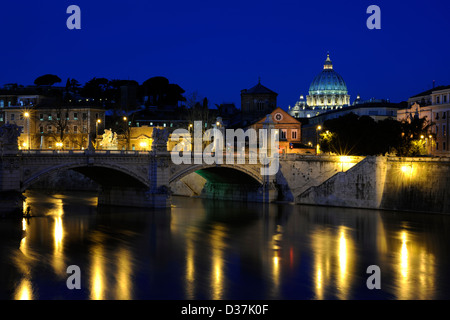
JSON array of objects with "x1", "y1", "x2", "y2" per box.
[{"x1": 1, "y1": 0, "x2": 449, "y2": 109}]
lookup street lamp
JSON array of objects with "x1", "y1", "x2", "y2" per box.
[
  {"x1": 96, "y1": 118, "x2": 101, "y2": 136},
  {"x1": 24, "y1": 111, "x2": 30, "y2": 150},
  {"x1": 123, "y1": 116, "x2": 129, "y2": 150},
  {"x1": 316, "y1": 125, "x2": 322, "y2": 154}
]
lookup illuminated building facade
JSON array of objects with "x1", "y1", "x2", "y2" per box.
[
  {"x1": 399, "y1": 85, "x2": 450, "y2": 156},
  {"x1": 288, "y1": 53, "x2": 350, "y2": 119}
]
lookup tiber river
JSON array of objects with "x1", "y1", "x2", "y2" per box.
[{"x1": 1, "y1": 190, "x2": 450, "y2": 300}]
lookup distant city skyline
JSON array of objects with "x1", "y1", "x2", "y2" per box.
[{"x1": 1, "y1": 0, "x2": 449, "y2": 109}]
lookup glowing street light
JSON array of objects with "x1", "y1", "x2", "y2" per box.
[
  {"x1": 95, "y1": 118, "x2": 102, "y2": 147},
  {"x1": 316, "y1": 125, "x2": 322, "y2": 154},
  {"x1": 23, "y1": 111, "x2": 30, "y2": 150}
]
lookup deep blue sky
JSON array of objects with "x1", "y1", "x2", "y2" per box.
[{"x1": 1, "y1": 0, "x2": 449, "y2": 110}]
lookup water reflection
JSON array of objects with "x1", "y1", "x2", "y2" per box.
[
  {"x1": 210, "y1": 224, "x2": 227, "y2": 300},
  {"x1": 2, "y1": 191, "x2": 450, "y2": 299},
  {"x1": 14, "y1": 279, "x2": 34, "y2": 300},
  {"x1": 395, "y1": 228, "x2": 436, "y2": 300}
]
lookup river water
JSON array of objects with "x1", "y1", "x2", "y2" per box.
[{"x1": 1, "y1": 190, "x2": 450, "y2": 300}]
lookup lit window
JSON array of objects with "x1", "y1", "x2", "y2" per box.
[{"x1": 291, "y1": 130, "x2": 298, "y2": 140}]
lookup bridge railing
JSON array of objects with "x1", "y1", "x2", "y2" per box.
[{"x1": 17, "y1": 149, "x2": 153, "y2": 156}]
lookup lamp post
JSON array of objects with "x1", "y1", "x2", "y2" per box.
[
  {"x1": 24, "y1": 112, "x2": 30, "y2": 150},
  {"x1": 123, "y1": 116, "x2": 129, "y2": 150},
  {"x1": 96, "y1": 118, "x2": 101, "y2": 148},
  {"x1": 316, "y1": 125, "x2": 322, "y2": 154}
]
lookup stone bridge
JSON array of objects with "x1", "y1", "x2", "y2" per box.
[{"x1": 0, "y1": 146, "x2": 365, "y2": 215}]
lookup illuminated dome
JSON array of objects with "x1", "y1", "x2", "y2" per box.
[{"x1": 306, "y1": 53, "x2": 350, "y2": 108}]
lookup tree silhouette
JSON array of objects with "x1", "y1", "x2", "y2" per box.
[{"x1": 34, "y1": 74, "x2": 62, "y2": 86}]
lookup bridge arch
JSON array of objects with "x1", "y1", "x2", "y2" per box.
[
  {"x1": 169, "y1": 163, "x2": 264, "y2": 185},
  {"x1": 21, "y1": 162, "x2": 149, "y2": 192}
]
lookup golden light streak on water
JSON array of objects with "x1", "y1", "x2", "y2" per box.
[
  {"x1": 51, "y1": 198, "x2": 65, "y2": 275},
  {"x1": 336, "y1": 227, "x2": 353, "y2": 300},
  {"x1": 271, "y1": 225, "x2": 283, "y2": 295},
  {"x1": 210, "y1": 224, "x2": 227, "y2": 300},
  {"x1": 14, "y1": 279, "x2": 33, "y2": 300},
  {"x1": 185, "y1": 230, "x2": 196, "y2": 299},
  {"x1": 115, "y1": 246, "x2": 133, "y2": 300},
  {"x1": 400, "y1": 231, "x2": 408, "y2": 279},
  {"x1": 90, "y1": 240, "x2": 105, "y2": 300}
]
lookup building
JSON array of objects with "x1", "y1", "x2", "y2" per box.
[
  {"x1": 398, "y1": 85, "x2": 450, "y2": 156},
  {"x1": 0, "y1": 104, "x2": 105, "y2": 150},
  {"x1": 248, "y1": 107, "x2": 314, "y2": 154},
  {"x1": 241, "y1": 79, "x2": 278, "y2": 124},
  {"x1": 288, "y1": 53, "x2": 350, "y2": 119}
]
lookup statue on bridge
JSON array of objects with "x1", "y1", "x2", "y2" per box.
[
  {"x1": 100, "y1": 128, "x2": 118, "y2": 150},
  {"x1": 0, "y1": 123, "x2": 21, "y2": 154},
  {"x1": 152, "y1": 128, "x2": 169, "y2": 152}
]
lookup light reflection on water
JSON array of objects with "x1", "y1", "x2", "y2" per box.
[{"x1": 1, "y1": 190, "x2": 450, "y2": 300}]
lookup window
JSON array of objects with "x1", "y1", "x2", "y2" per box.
[
  {"x1": 257, "y1": 101, "x2": 264, "y2": 111},
  {"x1": 444, "y1": 125, "x2": 447, "y2": 137},
  {"x1": 443, "y1": 112, "x2": 447, "y2": 119},
  {"x1": 39, "y1": 113, "x2": 44, "y2": 121},
  {"x1": 10, "y1": 114, "x2": 15, "y2": 121},
  {"x1": 435, "y1": 112, "x2": 439, "y2": 120},
  {"x1": 444, "y1": 96, "x2": 448, "y2": 103},
  {"x1": 82, "y1": 113, "x2": 87, "y2": 120},
  {"x1": 74, "y1": 113, "x2": 78, "y2": 120},
  {"x1": 291, "y1": 129, "x2": 298, "y2": 140},
  {"x1": 66, "y1": 113, "x2": 70, "y2": 120},
  {"x1": 74, "y1": 125, "x2": 78, "y2": 133},
  {"x1": 436, "y1": 125, "x2": 439, "y2": 135},
  {"x1": 39, "y1": 126, "x2": 44, "y2": 133},
  {"x1": 436, "y1": 142, "x2": 439, "y2": 150},
  {"x1": 47, "y1": 125, "x2": 52, "y2": 133},
  {"x1": 444, "y1": 142, "x2": 446, "y2": 151},
  {"x1": 57, "y1": 113, "x2": 61, "y2": 120},
  {"x1": 280, "y1": 129, "x2": 287, "y2": 140},
  {"x1": 436, "y1": 96, "x2": 440, "y2": 104},
  {"x1": 48, "y1": 115, "x2": 52, "y2": 121}
]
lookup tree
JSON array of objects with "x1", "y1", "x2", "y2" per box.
[
  {"x1": 141, "y1": 76, "x2": 185, "y2": 108},
  {"x1": 34, "y1": 74, "x2": 62, "y2": 86},
  {"x1": 79, "y1": 77, "x2": 110, "y2": 104},
  {"x1": 320, "y1": 112, "x2": 434, "y2": 156},
  {"x1": 45, "y1": 106, "x2": 74, "y2": 147},
  {"x1": 396, "y1": 114, "x2": 434, "y2": 156}
]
